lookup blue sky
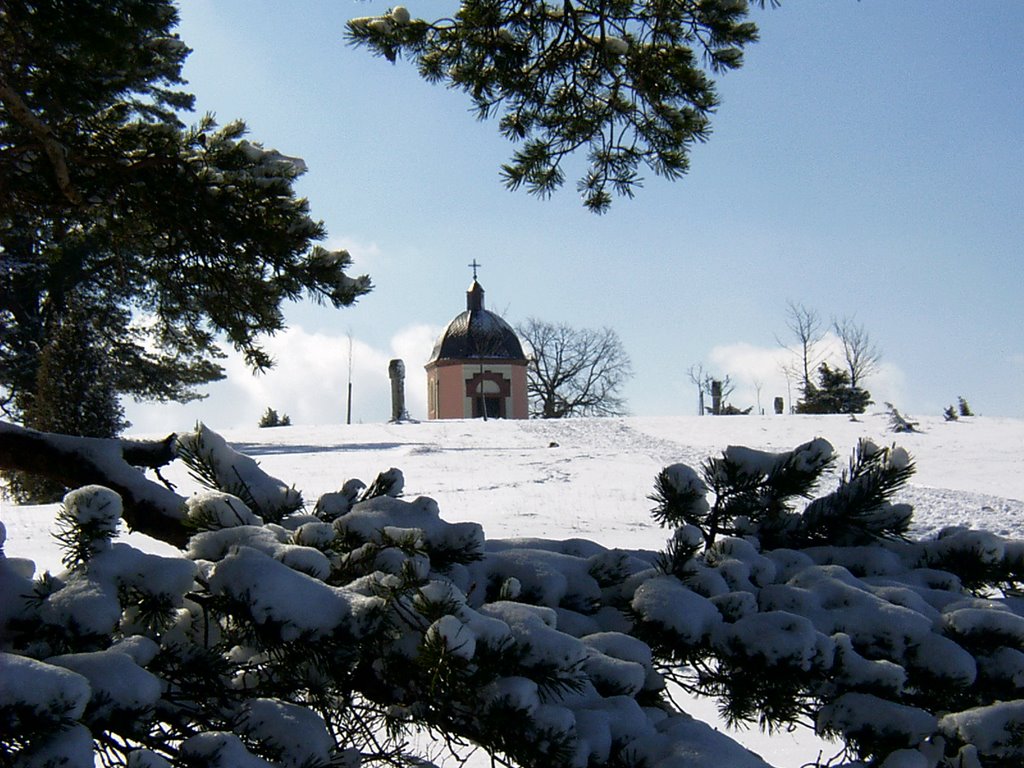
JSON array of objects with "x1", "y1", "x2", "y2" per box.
[{"x1": 126, "y1": 1, "x2": 1024, "y2": 431}]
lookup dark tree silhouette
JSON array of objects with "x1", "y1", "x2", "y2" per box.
[{"x1": 518, "y1": 319, "x2": 632, "y2": 418}]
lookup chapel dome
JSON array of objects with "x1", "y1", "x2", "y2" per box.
[{"x1": 427, "y1": 280, "x2": 526, "y2": 363}]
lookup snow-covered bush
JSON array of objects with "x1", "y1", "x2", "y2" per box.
[
  {"x1": 643, "y1": 438, "x2": 1024, "y2": 766},
  {"x1": 886, "y1": 403, "x2": 920, "y2": 434},
  {"x1": 650, "y1": 437, "x2": 912, "y2": 551},
  {"x1": 3, "y1": 427, "x2": 1024, "y2": 768}
]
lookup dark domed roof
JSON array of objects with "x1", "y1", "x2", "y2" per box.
[{"x1": 427, "y1": 280, "x2": 526, "y2": 364}]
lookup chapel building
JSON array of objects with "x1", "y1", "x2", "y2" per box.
[{"x1": 425, "y1": 273, "x2": 528, "y2": 420}]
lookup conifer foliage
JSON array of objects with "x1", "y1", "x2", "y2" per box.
[
  {"x1": 4, "y1": 427, "x2": 1024, "y2": 767},
  {"x1": 258, "y1": 408, "x2": 292, "y2": 428},
  {"x1": 347, "y1": 1, "x2": 775, "y2": 212},
  {"x1": 0, "y1": 0, "x2": 371, "y2": 439},
  {"x1": 650, "y1": 438, "x2": 912, "y2": 551},
  {"x1": 3, "y1": 302, "x2": 129, "y2": 501},
  {"x1": 797, "y1": 363, "x2": 873, "y2": 415}
]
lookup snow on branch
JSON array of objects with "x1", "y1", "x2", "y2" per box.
[
  {"x1": 0, "y1": 420, "x2": 188, "y2": 545},
  {"x1": 175, "y1": 423, "x2": 302, "y2": 522},
  {"x1": 4, "y1": 434, "x2": 1024, "y2": 767}
]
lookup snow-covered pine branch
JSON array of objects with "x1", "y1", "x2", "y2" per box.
[
  {"x1": 176, "y1": 423, "x2": 303, "y2": 523},
  {"x1": 0, "y1": 420, "x2": 188, "y2": 545},
  {"x1": 0, "y1": 471, "x2": 767, "y2": 767},
  {"x1": 3, "y1": 428, "x2": 1024, "y2": 767}
]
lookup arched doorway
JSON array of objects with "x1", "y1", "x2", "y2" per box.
[{"x1": 466, "y1": 371, "x2": 510, "y2": 419}]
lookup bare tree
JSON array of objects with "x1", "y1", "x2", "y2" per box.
[
  {"x1": 778, "y1": 301, "x2": 826, "y2": 397},
  {"x1": 752, "y1": 377, "x2": 765, "y2": 415},
  {"x1": 686, "y1": 365, "x2": 740, "y2": 415},
  {"x1": 686, "y1": 363, "x2": 706, "y2": 415},
  {"x1": 517, "y1": 319, "x2": 633, "y2": 418},
  {"x1": 833, "y1": 316, "x2": 882, "y2": 389}
]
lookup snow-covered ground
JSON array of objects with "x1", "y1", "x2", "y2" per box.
[{"x1": 4, "y1": 410, "x2": 1023, "y2": 767}]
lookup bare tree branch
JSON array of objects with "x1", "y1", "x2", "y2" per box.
[
  {"x1": 686, "y1": 363, "x2": 706, "y2": 415},
  {"x1": 778, "y1": 300, "x2": 825, "y2": 396},
  {"x1": 517, "y1": 319, "x2": 632, "y2": 418},
  {"x1": 752, "y1": 377, "x2": 765, "y2": 414},
  {"x1": 699, "y1": 373, "x2": 735, "y2": 415},
  {"x1": 833, "y1": 316, "x2": 881, "y2": 389},
  {"x1": 0, "y1": 78, "x2": 82, "y2": 205}
]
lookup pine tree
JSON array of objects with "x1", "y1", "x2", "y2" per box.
[
  {"x1": 886, "y1": 402, "x2": 920, "y2": 433},
  {"x1": 259, "y1": 408, "x2": 281, "y2": 428},
  {"x1": 5, "y1": 427, "x2": 1024, "y2": 767},
  {"x1": 797, "y1": 363, "x2": 872, "y2": 415},
  {"x1": 21, "y1": 304, "x2": 127, "y2": 439},
  {"x1": 0, "y1": 0, "x2": 370, "y2": 425},
  {"x1": 4, "y1": 301, "x2": 128, "y2": 501},
  {"x1": 259, "y1": 408, "x2": 293, "y2": 428}
]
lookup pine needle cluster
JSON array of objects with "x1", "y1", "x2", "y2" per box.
[{"x1": 347, "y1": 1, "x2": 774, "y2": 212}]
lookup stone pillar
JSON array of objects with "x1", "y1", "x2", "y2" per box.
[
  {"x1": 711, "y1": 379, "x2": 722, "y2": 416},
  {"x1": 389, "y1": 359, "x2": 408, "y2": 422}
]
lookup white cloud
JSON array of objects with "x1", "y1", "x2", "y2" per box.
[
  {"x1": 706, "y1": 342, "x2": 793, "y2": 414},
  {"x1": 322, "y1": 234, "x2": 385, "y2": 276},
  {"x1": 123, "y1": 323, "x2": 441, "y2": 434}
]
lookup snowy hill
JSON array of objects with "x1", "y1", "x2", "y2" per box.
[
  {"x1": 4, "y1": 410, "x2": 1023, "y2": 767},
  {"x1": 9, "y1": 412, "x2": 1024, "y2": 568}
]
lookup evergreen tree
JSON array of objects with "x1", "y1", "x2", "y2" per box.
[
  {"x1": 22, "y1": 302, "x2": 127, "y2": 439},
  {"x1": 0, "y1": 0, "x2": 371, "y2": 425},
  {"x1": 797, "y1": 363, "x2": 872, "y2": 415},
  {"x1": 886, "y1": 402, "x2": 920, "y2": 433},
  {"x1": 4, "y1": 300, "x2": 128, "y2": 501},
  {"x1": 259, "y1": 408, "x2": 292, "y2": 428}
]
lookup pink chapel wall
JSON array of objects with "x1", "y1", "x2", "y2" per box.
[
  {"x1": 507, "y1": 364, "x2": 527, "y2": 418},
  {"x1": 426, "y1": 360, "x2": 528, "y2": 419}
]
